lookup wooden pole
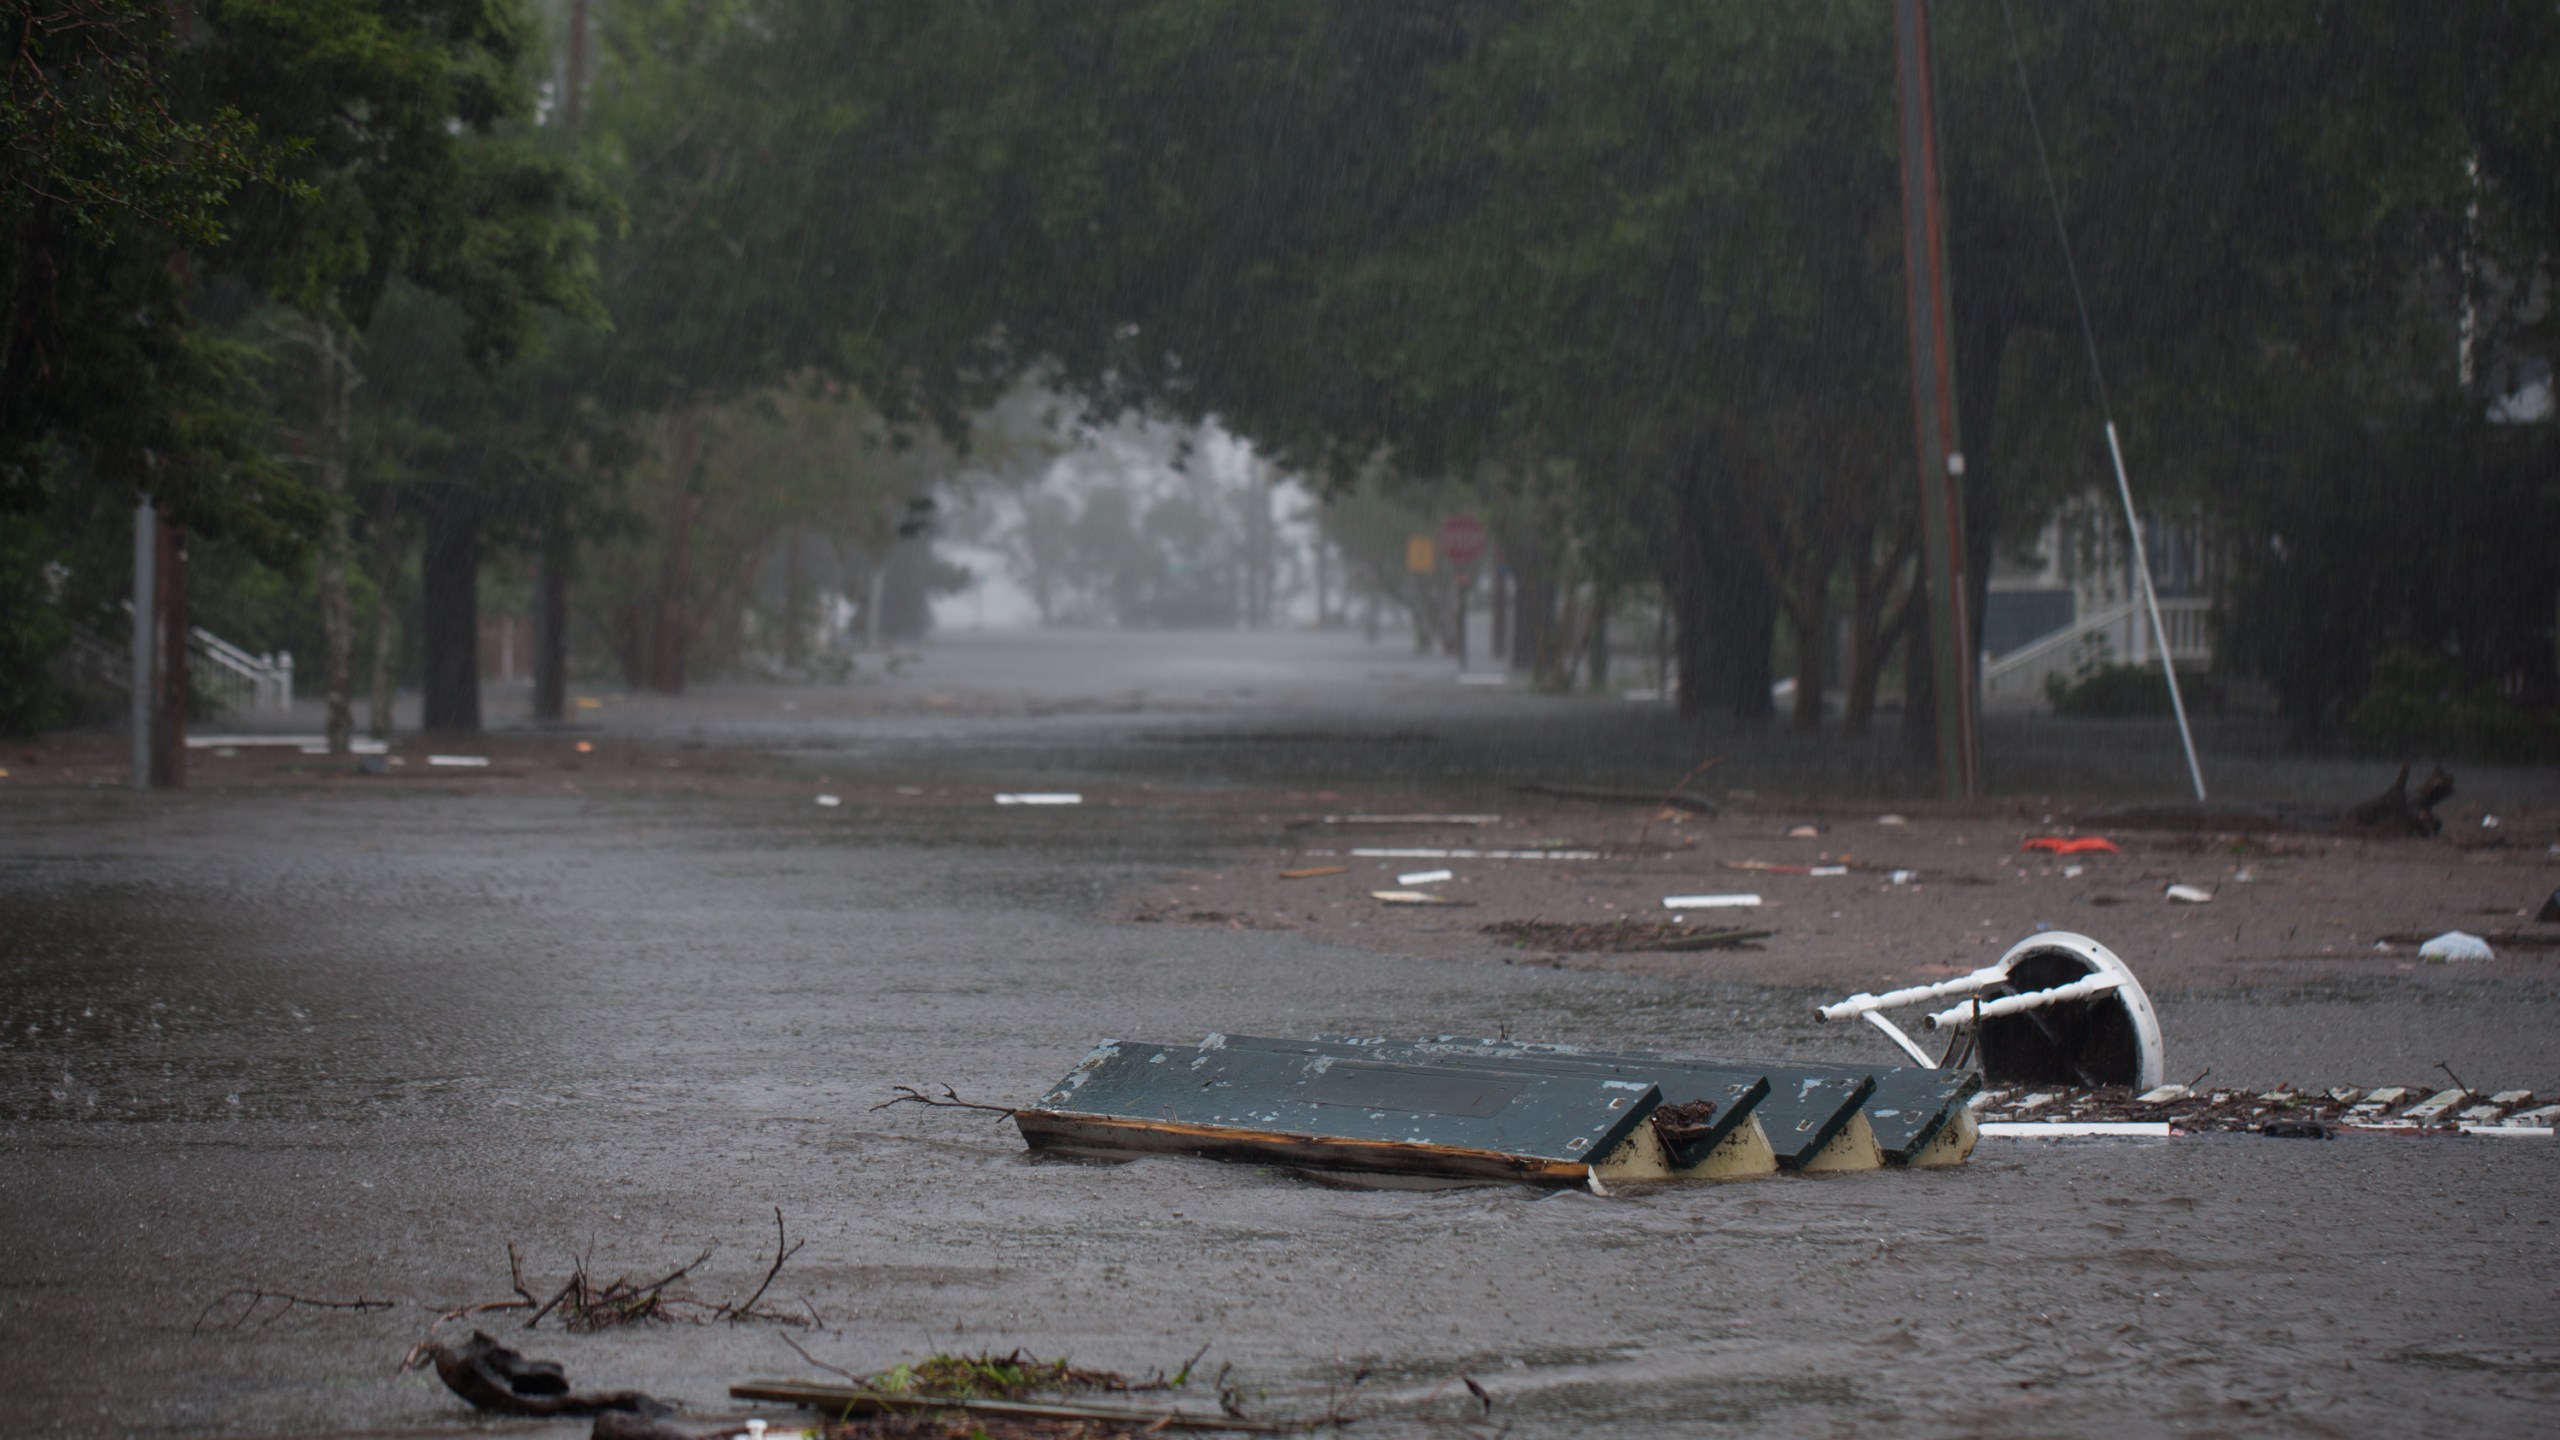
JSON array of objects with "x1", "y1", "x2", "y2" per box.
[{"x1": 1893, "y1": 0, "x2": 1980, "y2": 799}]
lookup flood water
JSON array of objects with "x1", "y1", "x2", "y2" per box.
[{"x1": 4, "y1": 630, "x2": 2555, "y2": 1437}]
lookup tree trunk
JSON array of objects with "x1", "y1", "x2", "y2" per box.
[
  {"x1": 649, "y1": 406, "x2": 700, "y2": 693},
  {"x1": 318, "y1": 509, "x2": 354, "y2": 754},
  {"x1": 1588, "y1": 585, "x2": 1611, "y2": 690},
  {"x1": 780, "y1": 532, "x2": 805, "y2": 669},
  {"x1": 421, "y1": 495, "x2": 481, "y2": 733},
  {"x1": 149, "y1": 521, "x2": 187, "y2": 789},
  {"x1": 1843, "y1": 520, "x2": 1917, "y2": 738},
  {"x1": 1903, "y1": 619, "x2": 1937, "y2": 761},
  {"x1": 312, "y1": 318, "x2": 360, "y2": 755},
  {"x1": 1662, "y1": 460, "x2": 1777, "y2": 721},
  {"x1": 532, "y1": 513, "x2": 568, "y2": 721},
  {"x1": 368, "y1": 490, "x2": 400, "y2": 739},
  {"x1": 1789, "y1": 587, "x2": 1828, "y2": 732}
]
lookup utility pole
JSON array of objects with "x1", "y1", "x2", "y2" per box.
[{"x1": 1893, "y1": 0, "x2": 1980, "y2": 800}]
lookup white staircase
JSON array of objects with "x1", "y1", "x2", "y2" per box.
[
  {"x1": 71, "y1": 618, "x2": 294, "y2": 714},
  {"x1": 1981, "y1": 597, "x2": 2211, "y2": 709}
]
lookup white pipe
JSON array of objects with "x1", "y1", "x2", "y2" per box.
[
  {"x1": 1817, "y1": 962, "x2": 2014, "y2": 1022},
  {"x1": 1925, "y1": 972, "x2": 2122, "y2": 1031},
  {"x1": 1979, "y1": 1121, "x2": 2170, "y2": 1138},
  {"x1": 2104, "y1": 422, "x2": 2207, "y2": 801}
]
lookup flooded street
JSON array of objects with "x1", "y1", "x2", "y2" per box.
[{"x1": 5, "y1": 632, "x2": 2557, "y2": 1437}]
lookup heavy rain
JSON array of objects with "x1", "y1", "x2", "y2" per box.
[{"x1": 4, "y1": 3, "x2": 2558, "y2": 1437}]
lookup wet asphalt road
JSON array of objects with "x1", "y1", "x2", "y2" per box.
[{"x1": 4, "y1": 631, "x2": 2557, "y2": 1437}]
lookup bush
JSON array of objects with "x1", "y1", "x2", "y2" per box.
[
  {"x1": 0, "y1": 517, "x2": 70, "y2": 736},
  {"x1": 2345, "y1": 646, "x2": 2558, "y2": 762},
  {"x1": 2044, "y1": 661, "x2": 2217, "y2": 718}
]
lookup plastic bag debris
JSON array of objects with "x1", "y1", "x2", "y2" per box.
[
  {"x1": 814, "y1": 794, "x2": 841, "y2": 808},
  {"x1": 1371, "y1": 889, "x2": 1470, "y2": 906},
  {"x1": 1664, "y1": 893, "x2": 1762, "y2": 909},
  {"x1": 2163, "y1": 883, "x2": 2214, "y2": 903},
  {"x1": 994, "y1": 793, "x2": 1082, "y2": 805},
  {"x1": 1396, "y1": 868, "x2": 1454, "y2": 885},
  {"x1": 428, "y1": 755, "x2": 491, "y2": 768},
  {"x1": 1876, "y1": 814, "x2": 1909, "y2": 826},
  {"x1": 2418, "y1": 930, "x2": 2494, "y2": 962}
]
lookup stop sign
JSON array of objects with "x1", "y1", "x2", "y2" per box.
[{"x1": 1438, "y1": 514, "x2": 1489, "y2": 568}]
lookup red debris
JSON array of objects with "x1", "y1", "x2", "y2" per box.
[{"x1": 2021, "y1": 836, "x2": 2121, "y2": 855}]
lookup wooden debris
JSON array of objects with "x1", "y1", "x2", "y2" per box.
[
  {"x1": 730, "y1": 1380, "x2": 1291, "y2": 1434},
  {"x1": 2403, "y1": 1088, "x2": 2470, "y2": 1121},
  {"x1": 1515, "y1": 781, "x2": 1717, "y2": 814},
  {"x1": 1480, "y1": 919, "x2": 1772, "y2": 953},
  {"x1": 1276, "y1": 866, "x2": 1347, "y2": 880},
  {"x1": 421, "y1": 1330, "x2": 668, "y2": 1418},
  {"x1": 2343, "y1": 763, "x2": 2455, "y2": 836}
]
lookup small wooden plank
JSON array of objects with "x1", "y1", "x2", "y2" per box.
[{"x1": 2404, "y1": 1088, "x2": 2469, "y2": 1121}]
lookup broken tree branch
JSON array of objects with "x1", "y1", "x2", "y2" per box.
[
  {"x1": 191, "y1": 1289, "x2": 396, "y2": 1334},
  {"x1": 719, "y1": 1207, "x2": 805, "y2": 1321},
  {"x1": 778, "y1": 1330, "x2": 863, "y2": 1385},
  {"x1": 1637, "y1": 756, "x2": 1726, "y2": 850},
  {"x1": 872, "y1": 1083, "x2": 1017, "y2": 1119}
]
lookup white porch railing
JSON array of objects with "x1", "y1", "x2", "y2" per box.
[
  {"x1": 189, "y1": 627, "x2": 295, "y2": 713},
  {"x1": 1981, "y1": 597, "x2": 2211, "y2": 709},
  {"x1": 78, "y1": 615, "x2": 295, "y2": 714}
]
